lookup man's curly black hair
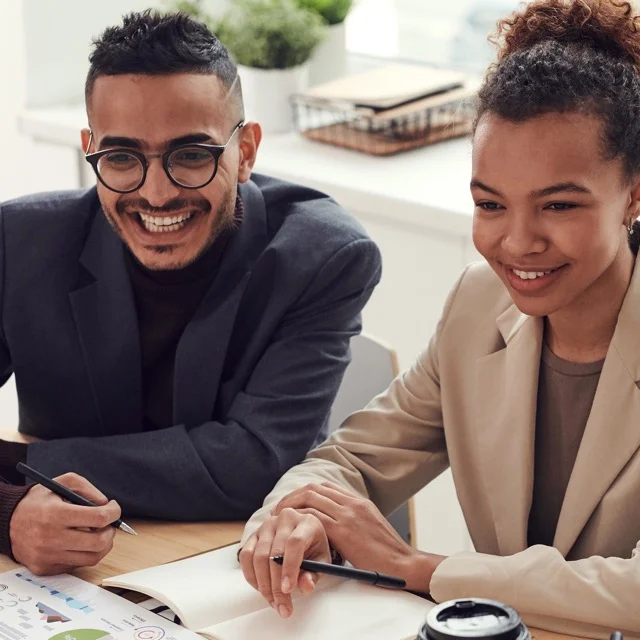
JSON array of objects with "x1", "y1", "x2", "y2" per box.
[
  {"x1": 476, "y1": 0, "x2": 640, "y2": 252},
  {"x1": 85, "y1": 10, "x2": 242, "y2": 116}
]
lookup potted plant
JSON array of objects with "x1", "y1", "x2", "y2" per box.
[
  {"x1": 296, "y1": 0, "x2": 354, "y2": 86},
  {"x1": 214, "y1": 0, "x2": 325, "y2": 133}
]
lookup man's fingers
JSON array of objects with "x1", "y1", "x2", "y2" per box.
[
  {"x1": 54, "y1": 473, "x2": 109, "y2": 505},
  {"x1": 62, "y1": 499, "x2": 122, "y2": 529},
  {"x1": 45, "y1": 549, "x2": 107, "y2": 569},
  {"x1": 64, "y1": 527, "x2": 116, "y2": 553}
]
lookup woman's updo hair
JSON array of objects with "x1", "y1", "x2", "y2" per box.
[{"x1": 476, "y1": 0, "x2": 640, "y2": 251}]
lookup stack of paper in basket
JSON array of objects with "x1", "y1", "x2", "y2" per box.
[{"x1": 290, "y1": 63, "x2": 477, "y2": 156}]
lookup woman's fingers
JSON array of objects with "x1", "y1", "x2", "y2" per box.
[
  {"x1": 273, "y1": 482, "x2": 354, "y2": 515},
  {"x1": 239, "y1": 509, "x2": 331, "y2": 618},
  {"x1": 239, "y1": 533, "x2": 260, "y2": 590}
]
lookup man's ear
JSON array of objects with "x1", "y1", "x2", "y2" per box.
[
  {"x1": 81, "y1": 128, "x2": 92, "y2": 153},
  {"x1": 237, "y1": 122, "x2": 262, "y2": 184}
]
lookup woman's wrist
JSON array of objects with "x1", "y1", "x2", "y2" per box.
[{"x1": 400, "y1": 550, "x2": 447, "y2": 594}]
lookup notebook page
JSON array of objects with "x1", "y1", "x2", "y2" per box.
[
  {"x1": 200, "y1": 579, "x2": 432, "y2": 640},
  {"x1": 104, "y1": 543, "x2": 270, "y2": 632}
]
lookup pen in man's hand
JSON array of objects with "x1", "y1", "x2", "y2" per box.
[
  {"x1": 16, "y1": 462, "x2": 137, "y2": 535},
  {"x1": 270, "y1": 555, "x2": 406, "y2": 589}
]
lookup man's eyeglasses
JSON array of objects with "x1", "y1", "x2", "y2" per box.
[{"x1": 84, "y1": 121, "x2": 245, "y2": 194}]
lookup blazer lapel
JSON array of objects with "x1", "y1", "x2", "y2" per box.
[
  {"x1": 474, "y1": 305, "x2": 543, "y2": 556},
  {"x1": 554, "y1": 260, "x2": 640, "y2": 555},
  {"x1": 69, "y1": 211, "x2": 142, "y2": 435},
  {"x1": 172, "y1": 180, "x2": 268, "y2": 427}
]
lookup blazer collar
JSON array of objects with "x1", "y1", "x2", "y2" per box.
[
  {"x1": 475, "y1": 309, "x2": 542, "y2": 556},
  {"x1": 70, "y1": 202, "x2": 143, "y2": 434},
  {"x1": 172, "y1": 179, "x2": 268, "y2": 426},
  {"x1": 475, "y1": 258, "x2": 640, "y2": 557},
  {"x1": 554, "y1": 257, "x2": 640, "y2": 554}
]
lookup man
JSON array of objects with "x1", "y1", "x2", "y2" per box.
[{"x1": 0, "y1": 11, "x2": 380, "y2": 575}]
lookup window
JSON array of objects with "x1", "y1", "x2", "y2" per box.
[{"x1": 346, "y1": 0, "x2": 521, "y2": 73}]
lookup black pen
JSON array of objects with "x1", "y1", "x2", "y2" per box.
[
  {"x1": 16, "y1": 462, "x2": 137, "y2": 536},
  {"x1": 270, "y1": 555, "x2": 406, "y2": 589}
]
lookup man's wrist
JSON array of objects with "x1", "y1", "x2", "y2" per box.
[
  {"x1": 0, "y1": 484, "x2": 31, "y2": 560},
  {"x1": 401, "y1": 551, "x2": 447, "y2": 595}
]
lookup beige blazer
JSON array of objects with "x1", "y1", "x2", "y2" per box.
[{"x1": 243, "y1": 259, "x2": 640, "y2": 639}]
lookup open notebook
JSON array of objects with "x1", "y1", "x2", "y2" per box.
[{"x1": 103, "y1": 543, "x2": 433, "y2": 640}]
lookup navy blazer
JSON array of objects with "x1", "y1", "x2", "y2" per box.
[{"x1": 0, "y1": 174, "x2": 381, "y2": 519}]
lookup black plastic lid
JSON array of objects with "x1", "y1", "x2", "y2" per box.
[{"x1": 419, "y1": 599, "x2": 529, "y2": 640}]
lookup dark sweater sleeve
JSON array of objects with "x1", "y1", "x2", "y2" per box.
[
  {"x1": 0, "y1": 441, "x2": 28, "y2": 485},
  {"x1": 0, "y1": 483, "x2": 30, "y2": 559}
]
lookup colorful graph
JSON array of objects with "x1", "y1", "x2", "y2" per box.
[
  {"x1": 48, "y1": 630, "x2": 115, "y2": 640},
  {"x1": 16, "y1": 573, "x2": 96, "y2": 613},
  {"x1": 36, "y1": 602, "x2": 71, "y2": 624}
]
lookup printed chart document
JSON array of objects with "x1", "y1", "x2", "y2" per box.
[
  {"x1": 104, "y1": 543, "x2": 433, "y2": 640},
  {"x1": 0, "y1": 567, "x2": 199, "y2": 640}
]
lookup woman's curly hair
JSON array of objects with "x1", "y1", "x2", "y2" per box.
[{"x1": 476, "y1": 0, "x2": 640, "y2": 249}]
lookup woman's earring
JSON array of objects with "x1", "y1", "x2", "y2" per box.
[{"x1": 628, "y1": 219, "x2": 635, "y2": 235}]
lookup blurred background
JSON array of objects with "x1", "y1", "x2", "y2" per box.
[
  {"x1": 0, "y1": 0, "x2": 519, "y2": 200},
  {"x1": 0, "y1": 0, "x2": 521, "y2": 554}
]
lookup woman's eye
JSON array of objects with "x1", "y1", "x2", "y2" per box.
[
  {"x1": 475, "y1": 201, "x2": 503, "y2": 211},
  {"x1": 546, "y1": 202, "x2": 577, "y2": 212}
]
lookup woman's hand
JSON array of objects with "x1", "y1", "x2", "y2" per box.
[
  {"x1": 239, "y1": 508, "x2": 331, "y2": 619},
  {"x1": 273, "y1": 482, "x2": 446, "y2": 594}
]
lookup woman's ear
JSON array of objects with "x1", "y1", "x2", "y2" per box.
[
  {"x1": 626, "y1": 179, "x2": 640, "y2": 226},
  {"x1": 237, "y1": 122, "x2": 262, "y2": 184}
]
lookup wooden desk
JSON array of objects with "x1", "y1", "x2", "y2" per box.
[
  {"x1": 0, "y1": 430, "x2": 583, "y2": 640},
  {"x1": 0, "y1": 519, "x2": 244, "y2": 583}
]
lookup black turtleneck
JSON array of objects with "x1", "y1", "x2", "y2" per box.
[{"x1": 125, "y1": 197, "x2": 243, "y2": 431}]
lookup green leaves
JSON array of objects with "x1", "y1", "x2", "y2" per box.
[
  {"x1": 295, "y1": 0, "x2": 353, "y2": 26},
  {"x1": 214, "y1": 0, "x2": 326, "y2": 69}
]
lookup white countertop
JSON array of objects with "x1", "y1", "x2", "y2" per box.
[
  {"x1": 19, "y1": 105, "x2": 475, "y2": 236},
  {"x1": 256, "y1": 131, "x2": 474, "y2": 235}
]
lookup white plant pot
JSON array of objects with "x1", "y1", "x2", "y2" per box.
[
  {"x1": 238, "y1": 64, "x2": 309, "y2": 134},
  {"x1": 309, "y1": 22, "x2": 348, "y2": 87}
]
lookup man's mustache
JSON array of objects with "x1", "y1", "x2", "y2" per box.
[{"x1": 116, "y1": 198, "x2": 211, "y2": 216}]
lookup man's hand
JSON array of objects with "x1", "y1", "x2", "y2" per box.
[
  {"x1": 239, "y1": 508, "x2": 331, "y2": 619},
  {"x1": 10, "y1": 473, "x2": 121, "y2": 575}
]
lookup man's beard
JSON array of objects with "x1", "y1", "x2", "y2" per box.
[{"x1": 100, "y1": 189, "x2": 237, "y2": 270}]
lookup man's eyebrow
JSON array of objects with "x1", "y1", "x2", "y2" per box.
[
  {"x1": 98, "y1": 133, "x2": 215, "y2": 150},
  {"x1": 470, "y1": 179, "x2": 503, "y2": 197},
  {"x1": 99, "y1": 136, "x2": 145, "y2": 150}
]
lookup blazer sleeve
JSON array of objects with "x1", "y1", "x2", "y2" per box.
[
  {"x1": 26, "y1": 238, "x2": 381, "y2": 520},
  {"x1": 242, "y1": 266, "x2": 470, "y2": 543},
  {"x1": 431, "y1": 544, "x2": 640, "y2": 638}
]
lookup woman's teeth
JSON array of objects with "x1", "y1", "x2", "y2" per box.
[
  {"x1": 512, "y1": 268, "x2": 555, "y2": 280},
  {"x1": 138, "y1": 212, "x2": 194, "y2": 233}
]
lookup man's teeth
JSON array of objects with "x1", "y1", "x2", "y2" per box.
[
  {"x1": 512, "y1": 268, "x2": 555, "y2": 280},
  {"x1": 138, "y1": 212, "x2": 194, "y2": 232}
]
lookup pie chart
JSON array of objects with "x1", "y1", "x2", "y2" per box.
[{"x1": 49, "y1": 630, "x2": 115, "y2": 640}]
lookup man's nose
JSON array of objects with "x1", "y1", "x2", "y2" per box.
[{"x1": 137, "y1": 158, "x2": 181, "y2": 208}]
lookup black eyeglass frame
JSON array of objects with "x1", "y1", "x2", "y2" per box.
[{"x1": 84, "y1": 121, "x2": 245, "y2": 194}]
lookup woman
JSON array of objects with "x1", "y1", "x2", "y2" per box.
[{"x1": 239, "y1": 0, "x2": 640, "y2": 635}]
